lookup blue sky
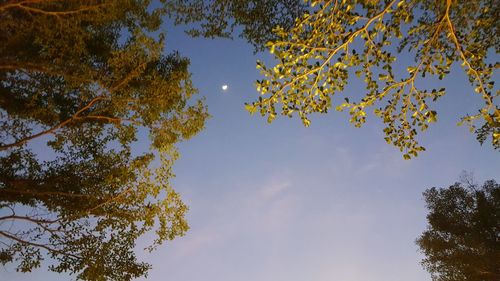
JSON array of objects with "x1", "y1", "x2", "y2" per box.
[{"x1": 3, "y1": 13, "x2": 499, "y2": 281}]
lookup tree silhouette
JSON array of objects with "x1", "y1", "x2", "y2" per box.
[{"x1": 417, "y1": 177, "x2": 500, "y2": 281}]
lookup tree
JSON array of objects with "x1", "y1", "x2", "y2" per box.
[
  {"x1": 246, "y1": 0, "x2": 499, "y2": 158},
  {"x1": 165, "y1": 0, "x2": 306, "y2": 51},
  {"x1": 0, "y1": 1, "x2": 208, "y2": 279},
  {"x1": 0, "y1": 0, "x2": 305, "y2": 279},
  {"x1": 417, "y1": 178, "x2": 500, "y2": 281}
]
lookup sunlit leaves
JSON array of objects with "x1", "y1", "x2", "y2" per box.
[{"x1": 248, "y1": 0, "x2": 499, "y2": 157}]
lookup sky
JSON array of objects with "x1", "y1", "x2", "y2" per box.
[{"x1": 3, "y1": 12, "x2": 500, "y2": 281}]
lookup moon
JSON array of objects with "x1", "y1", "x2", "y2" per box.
[{"x1": 221, "y1": 84, "x2": 228, "y2": 91}]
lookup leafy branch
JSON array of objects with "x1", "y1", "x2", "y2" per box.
[{"x1": 248, "y1": 0, "x2": 499, "y2": 157}]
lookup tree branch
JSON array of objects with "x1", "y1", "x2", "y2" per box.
[
  {"x1": 1, "y1": 188, "x2": 95, "y2": 199},
  {"x1": 443, "y1": 0, "x2": 498, "y2": 119},
  {"x1": 75, "y1": 115, "x2": 142, "y2": 125},
  {"x1": 0, "y1": 1, "x2": 108, "y2": 16},
  {"x1": 0, "y1": 215, "x2": 60, "y2": 226},
  {"x1": 0, "y1": 50, "x2": 152, "y2": 150},
  {"x1": 266, "y1": 0, "x2": 398, "y2": 101},
  {"x1": 0, "y1": 230, "x2": 81, "y2": 260},
  {"x1": 0, "y1": 61, "x2": 96, "y2": 84},
  {"x1": 0, "y1": 96, "x2": 106, "y2": 151},
  {"x1": 0, "y1": 0, "x2": 44, "y2": 12}
]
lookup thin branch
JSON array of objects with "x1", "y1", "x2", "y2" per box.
[
  {"x1": 75, "y1": 115, "x2": 142, "y2": 125},
  {"x1": 0, "y1": 61, "x2": 96, "y2": 84},
  {"x1": 265, "y1": 0, "x2": 398, "y2": 101},
  {"x1": 1, "y1": 188, "x2": 95, "y2": 199},
  {"x1": 85, "y1": 185, "x2": 135, "y2": 215},
  {"x1": 108, "y1": 61, "x2": 149, "y2": 93},
  {"x1": 0, "y1": 230, "x2": 81, "y2": 260},
  {"x1": 0, "y1": 96, "x2": 106, "y2": 151},
  {"x1": 0, "y1": 0, "x2": 44, "y2": 11},
  {"x1": 374, "y1": 0, "x2": 450, "y2": 101},
  {"x1": 0, "y1": 215, "x2": 59, "y2": 224},
  {"x1": 1, "y1": 1, "x2": 108, "y2": 16},
  {"x1": 0, "y1": 214, "x2": 68, "y2": 236},
  {"x1": 443, "y1": 0, "x2": 498, "y2": 119}
]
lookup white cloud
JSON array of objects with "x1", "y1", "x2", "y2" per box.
[
  {"x1": 173, "y1": 227, "x2": 220, "y2": 257},
  {"x1": 257, "y1": 180, "x2": 291, "y2": 201}
]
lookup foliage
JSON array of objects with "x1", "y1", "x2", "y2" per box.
[
  {"x1": 164, "y1": 0, "x2": 306, "y2": 51},
  {"x1": 247, "y1": 0, "x2": 499, "y2": 158},
  {"x1": 417, "y1": 178, "x2": 500, "y2": 281},
  {"x1": 0, "y1": 0, "x2": 208, "y2": 279}
]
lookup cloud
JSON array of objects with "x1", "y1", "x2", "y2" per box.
[
  {"x1": 173, "y1": 226, "x2": 220, "y2": 257},
  {"x1": 256, "y1": 180, "x2": 291, "y2": 201},
  {"x1": 162, "y1": 176, "x2": 298, "y2": 260}
]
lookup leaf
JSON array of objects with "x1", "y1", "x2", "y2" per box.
[
  {"x1": 245, "y1": 103, "x2": 257, "y2": 114},
  {"x1": 302, "y1": 118, "x2": 311, "y2": 127},
  {"x1": 407, "y1": 66, "x2": 416, "y2": 74}
]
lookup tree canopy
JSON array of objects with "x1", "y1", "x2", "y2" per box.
[
  {"x1": 0, "y1": 0, "x2": 306, "y2": 279},
  {"x1": 247, "y1": 0, "x2": 499, "y2": 158},
  {"x1": 417, "y1": 178, "x2": 500, "y2": 281},
  {"x1": 0, "y1": 0, "x2": 207, "y2": 279}
]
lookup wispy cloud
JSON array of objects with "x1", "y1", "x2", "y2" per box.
[
  {"x1": 257, "y1": 180, "x2": 291, "y2": 201},
  {"x1": 161, "y1": 176, "x2": 298, "y2": 261}
]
